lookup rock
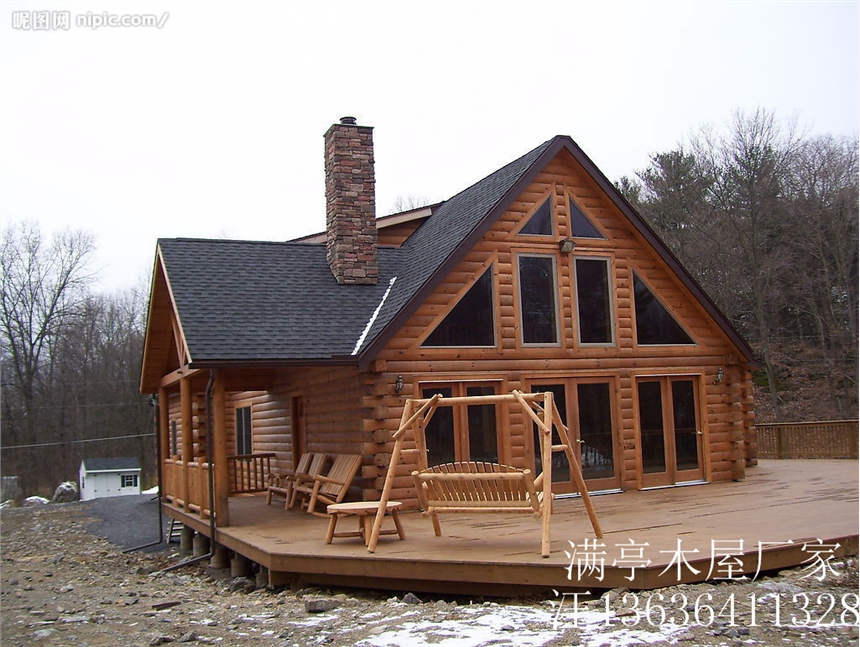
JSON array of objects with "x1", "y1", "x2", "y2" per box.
[
  {"x1": 177, "y1": 631, "x2": 198, "y2": 643},
  {"x1": 50, "y1": 481, "x2": 78, "y2": 504},
  {"x1": 24, "y1": 496, "x2": 49, "y2": 506},
  {"x1": 0, "y1": 499, "x2": 15, "y2": 508},
  {"x1": 401, "y1": 592, "x2": 422, "y2": 605},
  {"x1": 305, "y1": 597, "x2": 339, "y2": 613},
  {"x1": 228, "y1": 577, "x2": 256, "y2": 594}
]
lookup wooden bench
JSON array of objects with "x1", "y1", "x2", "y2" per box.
[
  {"x1": 325, "y1": 501, "x2": 405, "y2": 546},
  {"x1": 412, "y1": 461, "x2": 549, "y2": 554}
]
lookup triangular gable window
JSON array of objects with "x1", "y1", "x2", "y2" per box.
[
  {"x1": 519, "y1": 198, "x2": 553, "y2": 236},
  {"x1": 569, "y1": 197, "x2": 605, "y2": 239},
  {"x1": 422, "y1": 267, "x2": 495, "y2": 347},
  {"x1": 633, "y1": 272, "x2": 695, "y2": 345}
]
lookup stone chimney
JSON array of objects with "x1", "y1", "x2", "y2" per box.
[{"x1": 324, "y1": 116, "x2": 378, "y2": 285}]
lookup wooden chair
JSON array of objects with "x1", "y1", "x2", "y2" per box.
[
  {"x1": 266, "y1": 452, "x2": 326, "y2": 510},
  {"x1": 289, "y1": 454, "x2": 362, "y2": 517}
]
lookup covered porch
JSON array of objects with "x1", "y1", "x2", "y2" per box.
[{"x1": 162, "y1": 459, "x2": 859, "y2": 596}]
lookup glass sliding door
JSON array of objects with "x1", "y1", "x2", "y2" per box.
[
  {"x1": 636, "y1": 376, "x2": 704, "y2": 487},
  {"x1": 530, "y1": 379, "x2": 620, "y2": 493}
]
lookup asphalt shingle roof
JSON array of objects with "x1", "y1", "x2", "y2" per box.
[
  {"x1": 157, "y1": 138, "x2": 554, "y2": 365},
  {"x1": 82, "y1": 457, "x2": 141, "y2": 472}
]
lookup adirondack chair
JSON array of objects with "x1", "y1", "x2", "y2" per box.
[
  {"x1": 289, "y1": 454, "x2": 362, "y2": 517},
  {"x1": 266, "y1": 452, "x2": 327, "y2": 510}
]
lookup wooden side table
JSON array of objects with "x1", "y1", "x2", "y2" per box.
[{"x1": 325, "y1": 501, "x2": 405, "y2": 546}]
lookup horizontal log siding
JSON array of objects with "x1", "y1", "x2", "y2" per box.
[{"x1": 370, "y1": 149, "x2": 754, "y2": 503}]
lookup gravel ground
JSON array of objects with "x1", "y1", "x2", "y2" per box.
[{"x1": 1, "y1": 498, "x2": 858, "y2": 646}]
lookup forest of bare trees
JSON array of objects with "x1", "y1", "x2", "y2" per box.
[
  {"x1": 0, "y1": 221, "x2": 154, "y2": 497},
  {"x1": 618, "y1": 109, "x2": 858, "y2": 422},
  {"x1": 0, "y1": 109, "x2": 856, "y2": 498}
]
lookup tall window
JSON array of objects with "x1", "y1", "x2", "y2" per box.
[
  {"x1": 235, "y1": 406, "x2": 252, "y2": 455},
  {"x1": 517, "y1": 255, "x2": 558, "y2": 345},
  {"x1": 422, "y1": 266, "x2": 495, "y2": 347},
  {"x1": 574, "y1": 257, "x2": 614, "y2": 344}
]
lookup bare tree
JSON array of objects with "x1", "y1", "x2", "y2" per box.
[
  {"x1": 389, "y1": 194, "x2": 431, "y2": 214},
  {"x1": 1, "y1": 222, "x2": 95, "y2": 449}
]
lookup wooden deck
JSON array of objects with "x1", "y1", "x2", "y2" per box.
[{"x1": 164, "y1": 459, "x2": 859, "y2": 596}]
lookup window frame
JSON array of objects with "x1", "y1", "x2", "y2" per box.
[
  {"x1": 573, "y1": 255, "x2": 616, "y2": 347},
  {"x1": 515, "y1": 252, "x2": 561, "y2": 347},
  {"x1": 235, "y1": 405, "x2": 253, "y2": 455},
  {"x1": 420, "y1": 263, "x2": 497, "y2": 348}
]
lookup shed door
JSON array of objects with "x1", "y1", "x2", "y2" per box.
[{"x1": 637, "y1": 376, "x2": 704, "y2": 488}]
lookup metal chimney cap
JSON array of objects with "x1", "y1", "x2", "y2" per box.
[{"x1": 339, "y1": 116, "x2": 357, "y2": 125}]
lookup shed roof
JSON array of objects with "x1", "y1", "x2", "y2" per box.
[{"x1": 81, "y1": 457, "x2": 141, "y2": 472}]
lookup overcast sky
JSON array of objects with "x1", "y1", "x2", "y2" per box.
[{"x1": 1, "y1": 1, "x2": 857, "y2": 294}]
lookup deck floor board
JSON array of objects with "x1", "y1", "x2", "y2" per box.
[{"x1": 164, "y1": 460, "x2": 858, "y2": 593}]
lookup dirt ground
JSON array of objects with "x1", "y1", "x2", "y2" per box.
[{"x1": 1, "y1": 500, "x2": 858, "y2": 647}]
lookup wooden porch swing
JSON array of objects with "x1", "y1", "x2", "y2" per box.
[{"x1": 367, "y1": 390, "x2": 603, "y2": 557}]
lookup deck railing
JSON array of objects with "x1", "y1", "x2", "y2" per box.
[
  {"x1": 228, "y1": 452, "x2": 275, "y2": 494},
  {"x1": 756, "y1": 420, "x2": 858, "y2": 459}
]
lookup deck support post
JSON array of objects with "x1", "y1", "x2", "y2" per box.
[
  {"x1": 256, "y1": 565, "x2": 269, "y2": 588},
  {"x1": 179, "y1": 526, "x2": 194, "y2": 554},
  {"x1": 192, "y1": 533, "x2": 210, "y2": 557},
  {"x1": 230, "y1": 554, "x2": 253, "y2": 578},
  {"x1": 210, "y1": 543, "x2": 230, "y2": 569}
]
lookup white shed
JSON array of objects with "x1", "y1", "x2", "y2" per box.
[{"x1": 79, "y1": 457, "x2": 142, "y2": 500}]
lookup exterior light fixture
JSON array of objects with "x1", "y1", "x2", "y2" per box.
[
  {"x1": 714, "y1": 367, "x2": 724, "y2": 384},
  {"x1": 394, "y1": 375, "x2": 404, "y2": 395},
  {"x1": 558, "y1": 238, "x2": 575, "y2": 254}
]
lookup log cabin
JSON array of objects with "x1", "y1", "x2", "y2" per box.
[{"x1": 139, "y1": 116, "x2": 758, "y2": 530}]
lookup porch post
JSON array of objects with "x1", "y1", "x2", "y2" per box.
[
  {"x1": 158, "y1": 387, "x2": 169, "y2": 460},
  {"x1": 158, "y1": 386, "x2": 170, "y2": 496},
  {"x1": 211, "y1": 370, "x2": 230, "y2": 526},
  {"x1": 180, "y1": 376, "x2": 194, "y2": 509}
]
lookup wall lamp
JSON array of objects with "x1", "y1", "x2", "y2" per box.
[
  {"x1": 558, "y1": 238, "x2": 576, "y2": 254},
  {"x1": 714, "y1": 367, "x2": 724, "y2": 385},
  {"x1": 394, "y1": 375, "x2": 404, "y2": 395}
]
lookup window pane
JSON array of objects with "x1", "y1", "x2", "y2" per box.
[
  {"x1": 236, "y1": 406, "x2": 252, "y2": 455},
  {"x1": 520, "y1": 198, "x2": 553, "y2": 236},
  {"x1": 423, "y1": 267, "x2": 495, "y2": 347},
  {"x1": 569, "y1": 197, "x2": 604, "y2": 238},
  {"x1": 466, "y1": 386, "x2": 498, "y2": 463},
  {"x1": 638, "y1": 381, "x2": 666, "y2": 474},
  {"x1": 518, "y1": 256, "x2": 558, "y2": 344},
  {"x1": 531, "y1": 384, "x2": 569, "y2": 482},
  {"x1": 575, "y1": 258, "x2": 613, "y2": 344},
  {"x1": 577, "y1": 383, "x2": 615, "y2": 479},
  {"x1": 672, "y1": 380, "x2": 699, "y2": 471},
  {"x1": 633, "y1": 273, "x2": 694, "y2": 345},
  {"x1": 422, "y1": 387, "x2": 455, "y2": 465}
]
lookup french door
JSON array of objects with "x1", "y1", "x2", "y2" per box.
[
  {"x1": 636, "y1": 376, "x2": 704, "y2": 487},
  {"x1": 420, "y1": 382, "x2": 499, "y2": 465},
  {"x1": 530, "y1": 379, "x2": 620, "y2": 493}
]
